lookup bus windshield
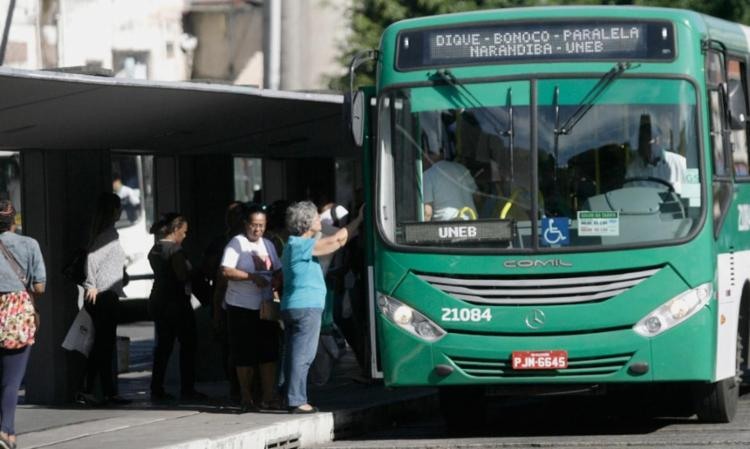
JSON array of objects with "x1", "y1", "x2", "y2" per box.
[{"x1": 377, "y1": 77, "x2": 703, "y2": 250}]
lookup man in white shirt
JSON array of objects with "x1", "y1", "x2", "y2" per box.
[
  {"x1": 318, "y1": 204, "x2": 348, "y2": 275},
  {"x1": 112, "y1": 174, "x2": 141, "y2": 222},
  {"x1": 421, "y1": 119, "x2": 478, "y2": 221},
  {"x1": 626, "y1": 126, "x2": 687, "y2": 194}
]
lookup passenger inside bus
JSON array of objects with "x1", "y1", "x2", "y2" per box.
[
  {"x1": 625, "y1": 122, "x2": 687, "y2": 194},
  {"x1": 420, "y1": 112, "x2": 478, "y2": 221},
  {"x1": 112, "y1": 172, "x2": 141, "y2": 223},
  {"x1": 450, "y1": 109, "x2": 537, "y2": 222}
]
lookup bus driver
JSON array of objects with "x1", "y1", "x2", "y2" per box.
[
  {"x1": 421, "y1": 115, "x2": 478, "y2": 222},
  {"x1": 625, "y1": 124, "x2": 687, "y2": 194}
]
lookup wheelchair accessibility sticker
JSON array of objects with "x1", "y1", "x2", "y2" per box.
[{"x1": 541, "y1": 217, "x2": 570, "y2": 246}]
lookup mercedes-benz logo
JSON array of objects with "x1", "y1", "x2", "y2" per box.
[{"x1": 525, "y1": 309, "x2": 546, "y2": 329}]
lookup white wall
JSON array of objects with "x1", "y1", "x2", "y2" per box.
[
  {"x1": 281, "y1": 0, "x2": 350, "y2": 90},
  {"x1": 0, "y1": 0, "x2": 190, "y2": 80},
  {"x1": 60, "y1": 0, "x2": 188, "y2": 80}
]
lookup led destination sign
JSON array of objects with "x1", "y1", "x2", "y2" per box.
[
  {"x1": 396, "y1": 20, "x2": 675, "y2": 70},
  {"x1": 402, "y1": 220, "x2": 512, "y2": 245}
]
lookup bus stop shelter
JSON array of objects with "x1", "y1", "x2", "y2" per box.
[{"x1": 0, "y1": 67, "x2": 348, "y2": 403}]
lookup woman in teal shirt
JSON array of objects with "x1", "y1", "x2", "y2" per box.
[{"x1": 281, "y1": 201, "x2": 362, "y2": 413}]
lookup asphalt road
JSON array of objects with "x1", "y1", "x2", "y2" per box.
[{"x1": 315, "y1": 388, "x2": 750, "y2": 449}]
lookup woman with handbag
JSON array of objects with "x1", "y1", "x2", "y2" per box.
[
  {"x1": 80, "y1": 193, "x2": 130, "y2": 406},
  {"x1": 0, "y1": 199, "x2": 46, "y2": 449},
  {"x1": 220, "y1": 203, "x2": 282, "y2": 411}
]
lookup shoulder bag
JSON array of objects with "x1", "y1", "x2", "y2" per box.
[
  {"x1": 259, "y1": 238, "x2": 281, "y2": 322},
  {"x1": 0, "y1": 239, "x2": 39, "y2": 349},
  {"x1": 259, "y1": 298, "x2": 280, "y2": 322}
]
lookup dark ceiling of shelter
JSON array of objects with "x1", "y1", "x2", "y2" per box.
[{"x1": 0, "y1": 68, "x2": 348, "y2": 157}]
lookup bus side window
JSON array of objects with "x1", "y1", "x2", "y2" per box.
[
  {"x1": 707, "y1": 51, "x2": 729, "y2": 177},
  {"x1": 728, "y1": 59, "x2": 750, "y2": 178},
  {"x1": 708, "y1": 49, "x2": 733, "y2": 236}
]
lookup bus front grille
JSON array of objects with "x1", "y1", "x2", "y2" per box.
[
  {"x1": 417, "y1": 266, "x2": 661, "y2": 305},
  {"x1": 449, "y1": 353, "x2": 633, "y2": 378}
]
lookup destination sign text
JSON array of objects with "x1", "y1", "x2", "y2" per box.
[{"x1": 396, "y1": 20, "x2": 675, "y2": 69}]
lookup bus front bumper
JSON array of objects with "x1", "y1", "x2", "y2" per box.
[{"x1": 378, "y1": 306, "x2": 714, "y2": 387}]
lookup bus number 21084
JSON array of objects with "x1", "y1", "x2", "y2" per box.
[{"x1": 441, "y1": 307, "x2": 492, "y2": 322}]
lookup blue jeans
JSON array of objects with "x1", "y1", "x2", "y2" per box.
[
  {"x1": 281, "y1": 307, "x2": 322, "y2": 408},
  {"x1": 1, "y1": 346, "x2": 30, "y2": 435}
]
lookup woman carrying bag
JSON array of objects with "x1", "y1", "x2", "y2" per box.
[
  {"x1": 0, "y1": 199, "x2": 46, "y2": 449},
  {"x1": 79, "y1": 193, "x2": 130, "y2": 406},
  {"x1": 220, "y1": 203, "x2": 282, "y2": 411}
]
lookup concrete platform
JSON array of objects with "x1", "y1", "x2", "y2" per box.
[{"x1": 16, "y1": 332, "x2": 436, "y2": 449}]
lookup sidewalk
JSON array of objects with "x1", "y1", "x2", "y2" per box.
[{"x1": 16, "y1": 330, "x2": 437, "y2": 449}]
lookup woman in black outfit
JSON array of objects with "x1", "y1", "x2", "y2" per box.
[{"x1": 147, "y1": 213, "x2": 204, "y2": 401}]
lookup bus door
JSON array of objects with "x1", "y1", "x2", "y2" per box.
[{"x1": 351, "y1": 85, "x2": 384, "y2": 378}]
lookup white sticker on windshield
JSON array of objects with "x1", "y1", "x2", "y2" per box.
[
  {"x1": 683, "y1": 168, "x2": 701, "y2": 207},
  {"x1": 577, "y1": 211, "x2": 619, "y2": 236},
  {"x1": 739, "y1": 204, "x2": 750, "y2": 232}
]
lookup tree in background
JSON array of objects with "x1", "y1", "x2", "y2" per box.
[{"x1": 333, "y1": 0, "x2": 749, "y2": 89}]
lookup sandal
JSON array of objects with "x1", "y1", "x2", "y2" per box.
[
  {"x1": 0, "y1": 432, "x2": 14, "y2": 449},
  {"x1": 289, "y1": 404, "x2": 318, "y2": 414}
]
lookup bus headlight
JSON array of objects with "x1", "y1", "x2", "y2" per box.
[
  {"x1": 377, "y1": 294, "x2": 446, "y2": 342},
  {"x1": 633, "y1": 283, "x2": 713, "y2": 337}
]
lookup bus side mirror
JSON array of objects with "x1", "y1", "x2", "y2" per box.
[
  {"x1": 728, "y1": 79, "x2": 748, "y2": 130},
  {"x1": 351, "y1": 90, "x2": 365, "y2": 147}
]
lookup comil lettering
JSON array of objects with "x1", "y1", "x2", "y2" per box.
[
  {"x1": 438, "y1": 225, "x2": 478, "y2": 239},
  {"x1": 504, "y1": 259, "x2": 573, "y2": 268}
]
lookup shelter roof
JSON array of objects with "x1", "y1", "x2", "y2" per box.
[{"x1": 0, "y1": 67, "x2": 347, "y2": 157}]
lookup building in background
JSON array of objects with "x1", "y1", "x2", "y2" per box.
[{"x1": 0, "y1": 0, "x2": 350, "y2": 89}]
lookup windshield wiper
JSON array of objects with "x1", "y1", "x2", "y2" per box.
[
  {"x1": 552, "y1": 62, "x2": 633, "y2": 182},
  {"x1": 431, "y1": 68, "x2": 510, "y2": 138},
  {"x1": 432, "y1": 67, "x2": 516, "y2": 200},
  {"x1": 555, "y1": 62, "x2": 633, "y2": 136},
  {"x1": 504, "y1": 88, "x2": 514, "y2": 187}
]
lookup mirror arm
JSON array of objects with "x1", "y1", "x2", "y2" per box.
[{"x1": 349, "y1": 50, "x2": 379, "y2": 98}]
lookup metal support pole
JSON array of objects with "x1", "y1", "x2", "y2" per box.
[
  {"x1": 263, "y1": 0, "x2": 280, "y2": 90},
  {"x1": 0, "y1": 0, "x2": 17, "y2": 65}
]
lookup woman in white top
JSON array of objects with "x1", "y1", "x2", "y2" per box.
[{"x1": 221, "y1": 203, "x2": 281, "y2": 411}]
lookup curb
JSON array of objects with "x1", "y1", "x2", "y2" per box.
[{"x1": 151, "y1": 389, "x2": 438, "y2": 449}]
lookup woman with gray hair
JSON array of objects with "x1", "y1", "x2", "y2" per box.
[{"x1": 280, "y1": 200, "x2": 363, "y2": 413}]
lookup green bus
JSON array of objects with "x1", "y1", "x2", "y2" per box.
[{"x1": 349, "y1": 6, "x2": 750, "y2": 423}]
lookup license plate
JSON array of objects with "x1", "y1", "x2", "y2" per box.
[{"x1": 511, "y1": 350, "x2": 568, "y2": 370}]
